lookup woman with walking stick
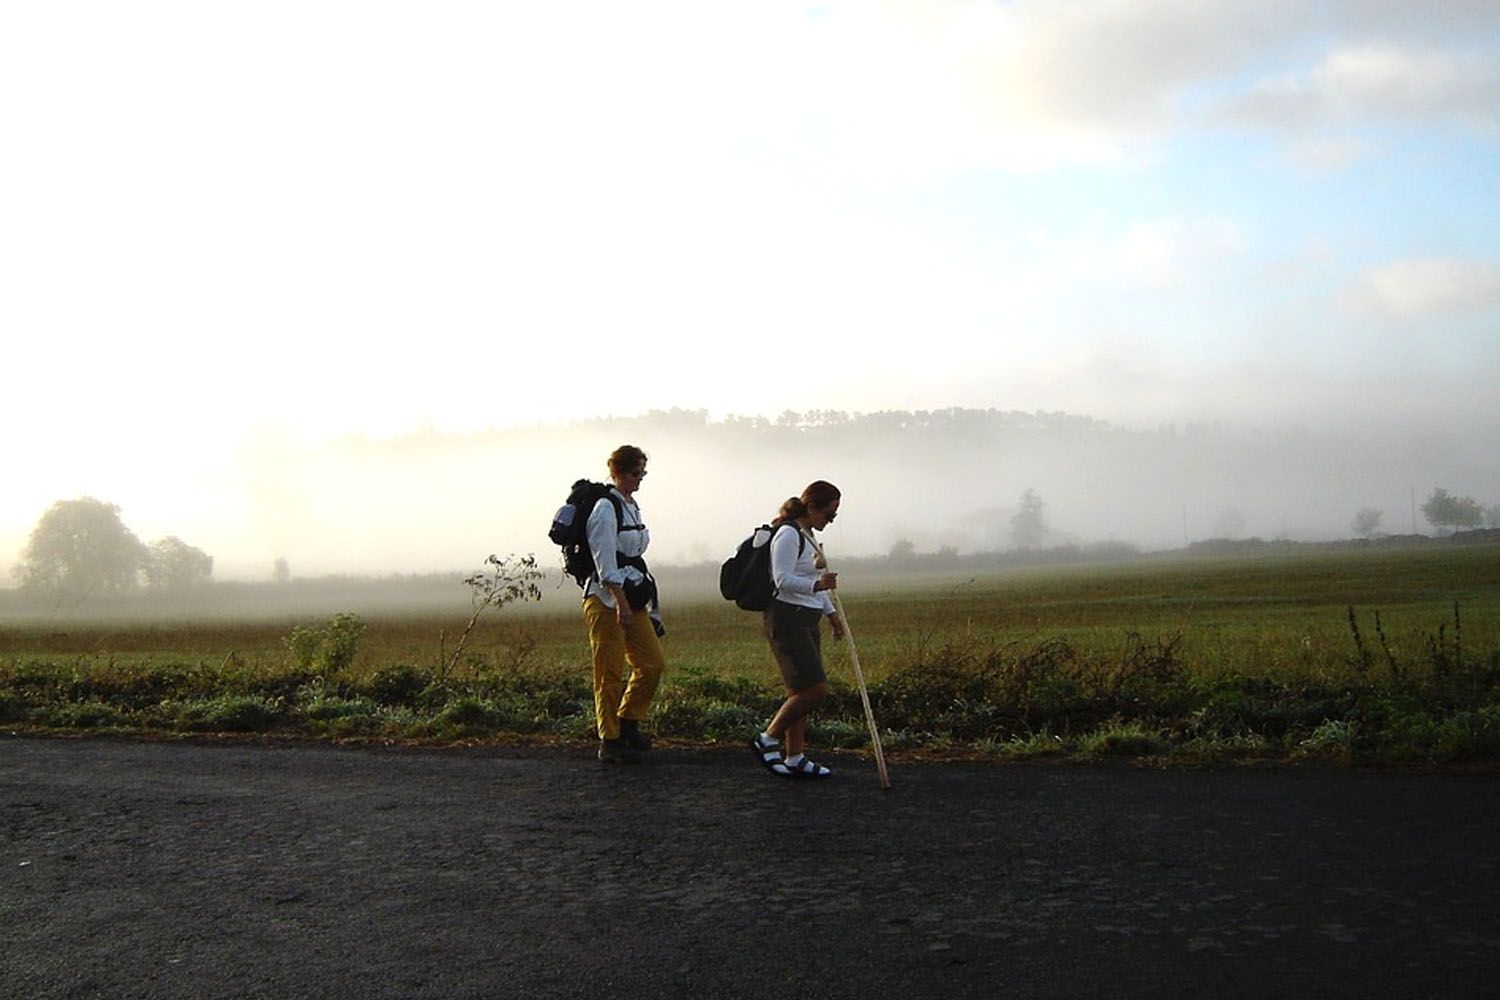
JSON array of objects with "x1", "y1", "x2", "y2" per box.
[{"x1": 750, "y1": 481, "x2": 844, "y2": 779}]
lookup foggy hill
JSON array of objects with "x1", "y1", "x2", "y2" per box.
[{"x1": 213, "y1": 407, "x2": 1498, "y2": 578}]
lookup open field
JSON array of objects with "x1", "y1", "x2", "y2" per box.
[{"x1": 3, "y1": 542, "x2": 1499, "y2": 763}]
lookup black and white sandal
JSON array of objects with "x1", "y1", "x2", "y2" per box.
[
  {"x1": 751, "y1": 733, "x2": 792, "y2": 777},
  {"x1": 784, "y1": 756, "x2": 833, "y2": 779}
]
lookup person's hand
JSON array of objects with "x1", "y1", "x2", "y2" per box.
[
  {"x1": 610, "y1": 586, "x2": 633, "y2": 626},
  {"x1": 828, "y1": 614, "x2": 846, "y2": 640},
  {"x1": 814, "y1": 571, "x2": 838, "y2": 592}
]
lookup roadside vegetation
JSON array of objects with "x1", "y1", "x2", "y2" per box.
[{"x1": 3, "y1": 544, "x2": 1498, "y2": 765}]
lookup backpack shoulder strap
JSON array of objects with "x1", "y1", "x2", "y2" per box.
[
  {"x1": 604, "y1": 488, "x2": 625, "y2": 528},
  {"x1": 603, "y1": 487, "x2": 644, "y2": 534},
  {"x1": 772, "y1": 521, "x2": 807, "y2": 556}
]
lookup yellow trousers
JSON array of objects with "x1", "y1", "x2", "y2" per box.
[{"x1": 582, "y1": 596, "x2": 665, "y2": 740}]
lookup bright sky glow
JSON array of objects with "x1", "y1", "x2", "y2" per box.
[{"x1": 3, "y1": 1, "x2": 1498, "y2": 576}]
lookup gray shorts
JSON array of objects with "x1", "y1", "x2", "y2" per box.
[{"x1": 766, "y1": 600, "x2": 827, "y2": 691}]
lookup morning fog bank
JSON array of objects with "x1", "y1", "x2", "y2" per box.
[{"x1": 183, "y1": 407, "x2": 1500, "y2": 580}]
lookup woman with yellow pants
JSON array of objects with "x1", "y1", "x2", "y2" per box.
[{"x1": 582, "y1": 445, "x2": 665, "y2": 764}]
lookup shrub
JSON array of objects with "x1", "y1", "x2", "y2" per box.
[
  {"x1": 303, "y1": 695, "x2": 380, "y2": 722},
  {"x1": 282, "y1": 613, "x2": 366, "y2": 675},
  {"x1": 698, "y1": 700, "x2": 761, "y2": 739},
  {"x1": 0, "y1": 693, "x2": 25, "y2": 723},
  {"x1": 40, "y1": 700, "x2": 130, "y2": 729},
  {"x1": 1299, "y1": 718, "x2": 1371, "y2": 762},
  {"x1": 427, "y1": 696, "x2": 531, "y2": 738},
  {"x1": 179, "y1": 696, "x2": 282, "y2": 732},
  {"x1": 365, "y1": 664, "x2": 435, "y2": 707},
  {"x1": 1389, "y1": 706, "x2": 1500, "y2": 763},
  {"x1": 1078, "y1": 720, "x2": 1164, "y2": 757},
  {"x1": 808, "y1": 717, "x2": 869, "y2": 749},
  {"x1": 651, "y1": 696, "x2": 707, "y2": 737},
  {"x1": 301, "y1": 695, "x2": 387, "y2": 737}
]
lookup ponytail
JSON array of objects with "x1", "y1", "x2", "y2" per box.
[
  {"x1": 773, "y1": 496, "x2": 809, "y2": 526},
  {"x1": 772, "y1": 480, "x2": 841, "y2": 526}
]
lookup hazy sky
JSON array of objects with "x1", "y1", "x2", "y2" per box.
[{"x1": 3, "y1": 1, "x2": 1498, "y2": 577}]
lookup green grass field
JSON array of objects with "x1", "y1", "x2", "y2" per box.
[{"x1": 4, "y1": 542, "x2": 1499, "y2": 764}]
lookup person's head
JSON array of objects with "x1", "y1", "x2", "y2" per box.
[
  {"x1": 777, "y1": 480, "x2": 841, "y2": 530},
  {"x1": 608, "y1": 445, "x2": 648, "y2": 493}
]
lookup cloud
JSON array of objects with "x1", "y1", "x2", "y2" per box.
[
  {"x1": 799, "y1": 2, "x2": 1500, "y2": 180},
  {"x1": 962, "y1": 0, "x2": 1290, "y2": 124},
  {"x1": 716, "y1": 1, "x2": 1309, "y2": 182},
  {"x1": 1227, "y1": 44, "x2": 1500, "y2": 134},
  {"x1": 1354, "y1": 258, "x2": 1500, "y2": 318}
]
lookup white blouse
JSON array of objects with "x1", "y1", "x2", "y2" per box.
[
  {"x1": 769, "y1": 522, "x2": 835, "y2": 615},
  {"x1": 583, "y1": 487, "x2": 649, "y2": 609}
]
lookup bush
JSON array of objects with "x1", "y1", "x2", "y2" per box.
[
  {"x1": 300, "y1": 695, "x2": 389, "y2": 737},
  {"x1": 1078, "y1": 721, "x2": 1165, "y2": 757},
  {"x1": 0, "y1": 693, "x2": 25, "y2": 723},
  {"x1": 179, "y1": 696, "x2": 282, "y2": 732},
  {"x1": 1298, "y1": 719, "x2": 1358, "y2": 761},
  {"x1": 282, "y1": 613, "x2": 365, "y2": 675},
  {"x1": 303, "y1": 695, "x2": 380, "y2": 723},
  {"x1": 426, "y1": 696, "x2": 535, "y2": 738},
  {"x1": 39, "y1": 700, "x2": 130, "y2": 729},
  {"x1": 808, "y1": 717, "x2": 869, "y2": 749},
  {"x1": 1388, "y1": 706, "x2": 1500, "y2": 762},
  {"x1": 699, "y1": 700, "x2": 761, "y2": 739},
  {"x1": 365, "y1": 664, "x2": 435, "y2": 707}
]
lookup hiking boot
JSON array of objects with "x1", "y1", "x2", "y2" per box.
[
  {"x1": 598, "y1": 738, "x2": 642, "y2": 764},
  {"x1": 619, "y1": 718, "x2": 653, "y2": 752}
]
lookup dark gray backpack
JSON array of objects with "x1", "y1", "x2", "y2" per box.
[{"x1": 719, "y1": 523, "x2": 804, "y2": 611}]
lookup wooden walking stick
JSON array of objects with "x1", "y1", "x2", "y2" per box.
[{"x1": 808, "y1": 535, "x2": 891, "y2": 789}]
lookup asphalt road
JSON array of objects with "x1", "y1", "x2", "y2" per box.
[{"x1": 4, "y1": 735, "x2": 1498, "y2": 999}]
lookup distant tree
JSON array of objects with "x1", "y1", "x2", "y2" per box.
[
  {"x1": 1486, "y1": 505, "x2": 1500, "y2": 530},
  {"x1": 1010, "y1": 489, "x2": 1047, "y2": 550},
  {"x1": 888, "y1": 539, "x2": 917, "y2": 562},
  {"x1": 14, "y1": 497, "x2": 147, "y2": 602},
  {"x1": 1351, "y1": 508, "x2": 1383, "y2": 539},
  {"x1": 144, "y1": 536, "x2": 213, "y2": 592},
  {"x1": 1421, "y1": 488, "x2": 1484, "y2": 534},
  {"x1": 273, "y1": 557, "x2": 291, "y2": 584}
]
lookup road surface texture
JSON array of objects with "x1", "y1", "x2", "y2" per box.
[{"x1": 4, "y1": 735, "x2": 1498, "y2": 999}]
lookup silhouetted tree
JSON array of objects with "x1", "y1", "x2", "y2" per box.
[
  {"x1": 1351, "y1": 508, "x2": 1382, "y2": 539},
  {"x1": 1486, "y1": 505, "x2": 1500, "y2": 530},
  {"x1": 1010, "y1": 489, "x2": 1047, "y2": 550},
  {"x1": 1421, "y1": 488, "x2": 1483, "y2": 534},
  {"x1": 888, "y1": 539, "x2": 917, "y2": 562},
  {"x1": 14, "y1": 498, "x2": 147, "y2": 602},
  {"x1": 144, "y1": 536, "x2": 213, "y2": 592},
  {"x1": 273, "y1": 557, "x2": 291, "y2": 583}
]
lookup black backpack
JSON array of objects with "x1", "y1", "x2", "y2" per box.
[
  {"x1": 719, "y1": 522, "x2": 805, "y2": 611},
  {"x1": 549, "y1": 480, "x2": 628, "y2": 588}
]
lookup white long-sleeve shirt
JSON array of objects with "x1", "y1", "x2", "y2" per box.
[
  {"x1": 770, "y1": 522, "x2": 835, "y2": 614},
  {"x1": 583, "y1": 487, "x2": 649, "y2": 610}
]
